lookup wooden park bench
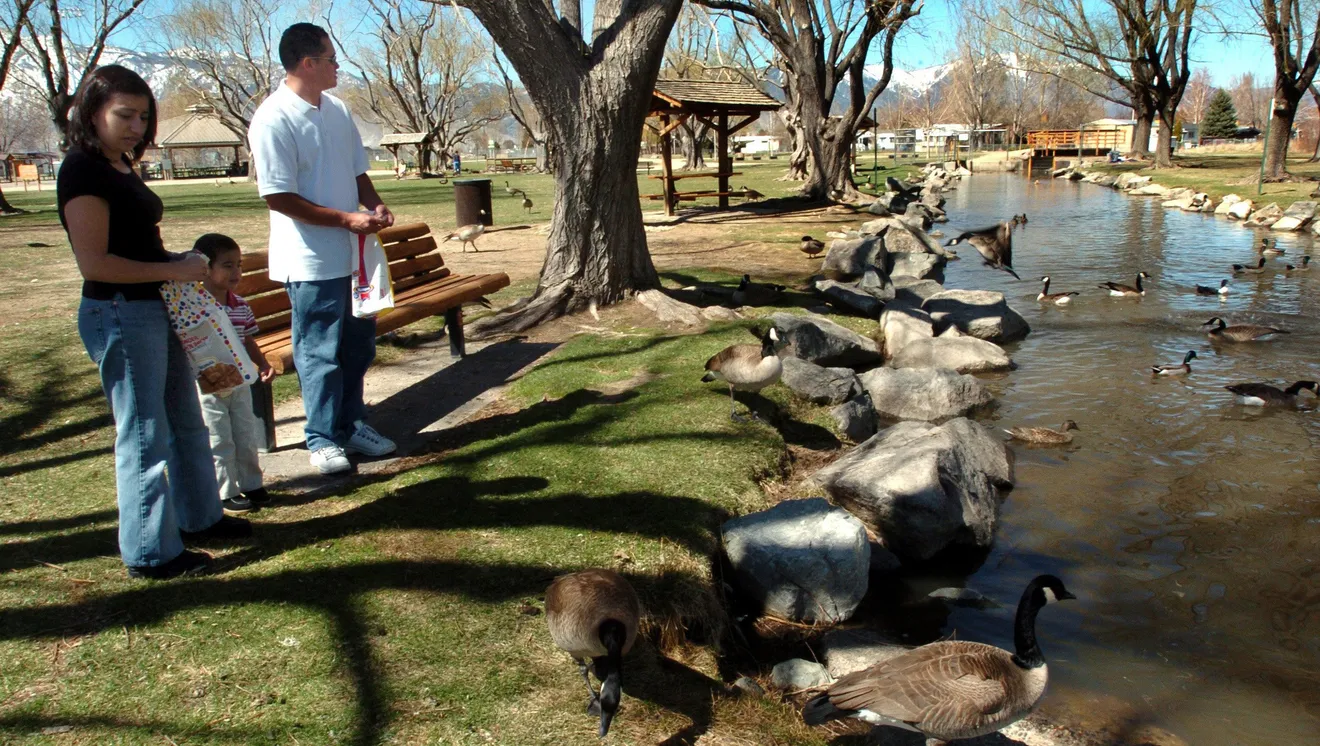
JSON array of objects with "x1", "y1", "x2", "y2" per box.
[{"x1": 236, "y1": 221, "x2": 511, "y2": 449}]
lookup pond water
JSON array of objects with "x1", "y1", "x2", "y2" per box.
[{"x1": 874, "y1": 174, "x2": 1320, "y2": 744}]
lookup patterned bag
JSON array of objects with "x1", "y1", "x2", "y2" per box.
[{"x1": 160, "y1": 280, "x2": 258, "y2": 394}]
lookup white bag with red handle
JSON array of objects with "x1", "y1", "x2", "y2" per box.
[{"x1": 351, "y1": 230, "x2": 395, "y2": 318}]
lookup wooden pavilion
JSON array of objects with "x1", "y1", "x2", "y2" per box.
[
  {"x1": 646, "y1": 80, "x2": 782, "y2": 216},
  {"x1": 379, "y1": 132, "x2": 431, "y2": 173},
  {"x1": 152, "y1": 104, "x2": 245, "y2": 179}
]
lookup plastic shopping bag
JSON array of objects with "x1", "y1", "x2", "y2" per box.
[
  {"x1": 159, "y1": 280, "x2": 258, "y2": 395},
  {"x1": 352, "y1": 231, "x2": 395, "y2": 318}
]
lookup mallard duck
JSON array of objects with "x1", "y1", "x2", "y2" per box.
[
  {"x1": 1232, "y1": 258, "x2": 1267, "y2": 274},
  {"x1": 740, "y1": 186, "x2": 765, "y2": 200},
  {"x1": 803, "y1": 575, "x2": 1076, "y2": 743},
  {"x1": 1012, "y1": 213, "x2": 1028, "y2": 225},
  {"x1": 1203, "y1": 316, "x2": 1289, "y2": 342},
  {"x1": 1195, "y1": 279, "x2": 1229, "y2": 296},
  {"x1": 1225, "y1": 380, "x2": 1319, "y2": 407},
  {"x1": 702, "y1": 326, "x2": 784, "y2": 421},
  {"x1": 1100, "y1": 271, "x2": 1150, "y2": 297},
  {"x1": 1286, "y1": 256, "x2": 1312, "y2": 272},
  {"x1": 800, "y1": 236, "x2": 825, "y2": 259},
  {"x1": 1260, "y1": 238, "x2": 1284, "y2": 256},
  {"x1": 945, "y1": 222, "x2": 1019, "y2": 279},
  {"x1": 546, "y1": 569, "x2": 640, "y2": 738},
  {"x1": 1037, "y1": 276, "x2": 1077, "y2": 304},
  {"x1": 1004, "y1": 421, "x2": 1080, "y2": 444},
  {"x1": 445, "y1": 222, "x2": 485, "y2": 252},
  {"x1": 731, "y1": 275, "x2": 786, "y2": 306},
  {"x1": 1151, "y1": 350, "x2": 1197, "y2": 376}
]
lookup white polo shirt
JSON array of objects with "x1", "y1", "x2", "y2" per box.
[{"x1": 248, "y1": 82, "x2": 368, "y2": 282}]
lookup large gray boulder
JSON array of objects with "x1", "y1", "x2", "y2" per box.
[
  {"x1": 858, "y1": 367, "x2": 993, "y2": 422},
  {"x1": 889, "y1": 334, "x2": 1013, "y2": 373},
  {"x1": 1271, "y1": 201, "x2": 1317, "y2": 232},
  {"x1": 813, "y1": 418, "x2": 1014, "y2": 561},
  {"x1": 831, "y1": 393, "x2": 878, "y2": 442},
  {"x1": 814, "y1": 279, "x2": 885, "y2": 317},
  {"x1": 892, "y1": 277, "x2": 946, "y2": 305},
  {"x1": 820, "y1": 629, "x2": 910, "y2": 678},
  {"x1": 878, "y1": 298, "x2": 934, "y2": 360},
  {"x1": 770, "y1": 312, "x2": 883, "y2": 368},
  {"x1": 1244, "y1": 202, "x2": 1283, "y2": 228},
  {"x1": 887, "y1": 251, "x2": 946, "y2": 283},
  {"x1": 923, "y1": 289, "x2": 1030, "y2": 343},
  {"x1": 1129, "y1": 183, "x2": 1170, "y2": 197},
  {"x1": 1227, "y1": 200, "x2": 1253, "y2": 220},
  {"x1": 820, "y1": 236, "x2": 884, "y2": 280},
  {"x1": 771, "y1": 659, "x2": 831, "y2": 690},
  {"x1": 858, "y1": 268, "x2": 895, "y2": 302},
  {"x1": 780, "y1": 357, "x2": 860, "y2": 405},
  {"x1": 722, "y1": 498, "x2": 871, "y2": 624},
  {"x1": 1214, "y1": 194, "x2": 1242, "y2": 215}
]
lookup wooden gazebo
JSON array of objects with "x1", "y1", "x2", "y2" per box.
[
  {"x1": 646, "y1": 80, "x2": 782, "y2": 216},
  {"x1": 153, "y1": 104, "x2": 244, "y2": 179},
  {"x1": 379, "y1": 132, "x2": 431, "y2": 173}
]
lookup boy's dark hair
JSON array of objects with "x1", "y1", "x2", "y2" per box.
[
  {"x1": 279, "y1": 23, "x2": 330, "y2": 72},
  {"x1": 193, "y1": 233, "x2": 241, "y2": 264},
  {"x1": 66, "y1": 65, "x2": 157, "y2": 161}
]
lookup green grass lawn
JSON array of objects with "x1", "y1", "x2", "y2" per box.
[{"x1": 1089, "y1": 152, "x2": 1320, "y2": 209}]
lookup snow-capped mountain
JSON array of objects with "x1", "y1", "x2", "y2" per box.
[{"x1": 870, "y1": 62, "x2": 956, "y2": 95}]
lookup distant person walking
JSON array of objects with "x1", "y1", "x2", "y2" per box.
[
  {"x1": 248, "y1": 22, "x2": 397, "y2": 474},
  {"x1": 58, "y1": 65, "x2": 249, "y2": 580}
]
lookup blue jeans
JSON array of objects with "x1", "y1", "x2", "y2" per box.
[
  {"x1": 286, "y1": 277, "x2": 376, "y2": 451},
  {"x1": 78, "y1": 296, "x2": 223, "y2": 567}
]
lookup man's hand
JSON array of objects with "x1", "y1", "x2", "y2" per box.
[
  {"x1": 373, "y1": 204, "x2": 395, "y2": 228},
  {"x1": 343, "y1": 211, "x2": 382, "y2": 235}
]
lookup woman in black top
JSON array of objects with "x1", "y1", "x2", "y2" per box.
[{"x1": 58, "y1": 65, "x2": 250, "y2": 580}]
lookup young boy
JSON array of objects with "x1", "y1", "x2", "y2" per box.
[{"x1": 193, "y1": 233, "x2": 276, "y2": 515}]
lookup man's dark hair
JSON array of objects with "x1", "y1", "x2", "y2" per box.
[
  {"x1": 66, "y1": 65, "x2": 157, "y2": 161},
  {"x1": 193, "y1": 233, "x2": 241, "y2": 264},
  {"x1": 279, "y1": 23, "x2": 330, "y2": 72}
]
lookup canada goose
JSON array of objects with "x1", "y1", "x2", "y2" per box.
[
  {"x1": 731, "y1": 274, "x2": 786, "y2": 306},
  {"x1": 545, "y1": 569, "x2": 640, "y2": 738},
  {"x1": 445, "y1": 222, "x2": 485, "y2": 252},
  {"x1": 504, "y1": 180, "x2": 520, "y2": 196},
  {"x1": 1286, "y1": 256, "x2": 1312, "y2": 272},
  {"x1": 740, "y1": 186, "x2": 765, "y2": 200},
  {"x1": 522, "y1": 195, "x2": 534, "y2": 213},
  {"x1": 1037, "y1": 276, "x2": 1077, "y2": 304},
  {"x1": 1151, "y1": 350, "x2": 1197, "y2": 376},
  {"x1": 945, "y1": 222, "x2": 1020, "y2": 279},
  {"x1": 800, "y1": 235, "x2": 825, "y2": 258},
  {"x1": 1099, "y1": 271, "x2": 1150, "y2": 297},
  {"x1": 802, "y1": 575, "x2": 1076, "y2": 742},
  {"x1": 1224, "y1": 380, "x2": 1319, "y2": 407},
  {"x1": 1232, "y1": 258, "x2": 1267, "y2": 274},
  {"x1": 702, "y1": 326, "x2": 784, "y2": 421},
  {"x1": 1195, "y1": 279, "x2": 1230, "y2": 296},
  {"x1": 1203, "y1": 316, "x2": 1289, "y2": 342},
  {"x1": 1004, "y1": 421, "x2": 1080, "y2": 445}
]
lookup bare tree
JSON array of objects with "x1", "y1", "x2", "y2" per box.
[
  {"x1": 948, "y1": 14, "x2": 1007, "y2": 150},
  {"x1": 1, "y1": 0, "x2": 37, "y2": 213},
  {"x1": 492, "y1": 52, "x2": 549, "y2": 172},
  {"x1": 1231, "y1": 72, "x2": 1267, "y2": 127},
  {"x1": 440, "y1": 0, "x2": 683, "y2": 332},
  {"x1": 0, "y1": 95, "x2": 53, "y2": 151},
  {"x1": 161, "y1": 0, "x2": 282, "y2": 141},
  {"x1": 1252, "y1": 0, "x2": 1320, "y2": 180},
  {"x1": 19, "y1": 0, "x2": 150, "y2": 140},
  {"x1": 1179, "y1": 67, "x2": 1214, "y2": 125},
  {"x1": 350, "y1": 0, "x2": 500, "y2": 174},
  {"x1": 696, "y1": 0, "x2": 922, "y2": 201}
]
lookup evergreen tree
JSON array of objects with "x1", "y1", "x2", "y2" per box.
[{"x1": 1201, "y1": 90, "x2": 1239, "y2": 138}]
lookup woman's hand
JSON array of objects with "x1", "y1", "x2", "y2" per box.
[{"x1": 169, "y1": 252, "x2": 211, "y2": 282}]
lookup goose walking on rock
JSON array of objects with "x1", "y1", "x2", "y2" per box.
[
  {"x1": 1004, "y1": 421, "x2": 1080, "y2": 445},
  {"x1": 1195, "y1": 280, "x2": 1230, "y2": 296},
  {"x1": 946, "y1": 222, "x2": 1020, "y2": 279},
  {"x1": 1100, "y1": 272, "x2": 1150, "y2": 297},
  {"x1": 702, "y1": 327, "x2": 784, "y2": 421},
  {"x1": 1037, "y1": 276, "x2": 1077, "y2": 304},
  {"x1": 802, "y1": 575, "x2": 1077, "y2": 744},
  {"x1": 1204, "y1": 316, "x2": 1289, "y2": 342},
  {"x1": 546, "y1": 569, "x2": 641, "y2": 738},
  {"x1": 1225, "y1": 381, "x2": 1319, "y2": 407},
  {"x1": 1151, "y1": 350, "x2": 1197, "y2": 376}
]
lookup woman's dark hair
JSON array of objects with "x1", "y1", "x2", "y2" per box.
[
  {"x1": 279, "y1": 23, "x2": 330, "y2": 72},
  {"x1": 193, "y1": 233, "x2": 241, "y2": 264},
  {"x1": 66, "y1": 64, "x2": 157, "y2": 161}
]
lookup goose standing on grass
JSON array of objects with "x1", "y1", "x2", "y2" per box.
[
  {"x1": 702, "y1": 326, "x2": 783, "y2": 421},
  {"x1": 546, "y1": 569, "x2": 640, "y2": 738},
  {"x1": 522, "y1": 194, "x2": 534, "y2": 214},
  {"x1": 1286, "y1": 256, "x2": 1312, "y2": 272},
  {"x1": 504, "y1": 180, "x2": 520, "y2": 197},
  {"x1": 1151, "y1": 350, "x2": 1197, "y2": 376},
  {"x1": 731, "y1": 274, "x2": 786, "y2": 306},
  {"x1": 1204, "y1": 316, "x2": 1290, "y2": 342},
  {"x1": 1100, "y1": 271, "x2": 1151, "y2": 297},
  {"x1": 1037, "y1": 276, "x2": 1078, "y2": 304},
  {"x1": 802, "y1": 575, "x2": 1077, "y2": 744},
  {"x1": 1225, "y1": 380, "x2": 1319, "y2": 407},
  {"x1": 1195, "y1": 279, "x2": 1230, "y2": 296},
  {"x1": 1232, "y1": 258, "x2": 1267, "y2": 274},
  {"x1": 946, "y1": 222, "x2": 1020, "y2": 279},
  {"x1": 800, "y1": 235, "x2": 826, "y2": 259},
  {"x1": 1004, "y1": 421, "x2": 1080, "y2": 445}
]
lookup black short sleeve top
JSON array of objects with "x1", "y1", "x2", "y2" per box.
[{"x1": 57, "y1": 149, "x2": 170, "y2": 301}]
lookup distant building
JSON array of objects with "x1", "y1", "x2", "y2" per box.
[
  {"x1": 732, "y1": 135, "x2": 781, "y2": 154},
  {"x1": 1083, "y1": 118, "x2": 1172, "y2": 152}
]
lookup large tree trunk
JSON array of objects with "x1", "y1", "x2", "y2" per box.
[
  {"x1": 1263, "y1": 94, "x2": 1299, "y2": 180},
  {"x1": 778, "y1": 98, "x2": 809, "y2": 181},
  {"x1": 1129, "y1": 110, "x2": 1153, "y2": 159},
  {"x1": 0, "y1": 185, "x2": 20, "y2": 215},
  {"x1": 1153, "y1": 107, "x2": 1175, "y2": 168},
  {"x1": 680, "y1": 120, "x2": 707, "y2": 169}
]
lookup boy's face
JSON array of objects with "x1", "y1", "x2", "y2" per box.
[{"x1": 205, "y1": 248, "x2": 243, "y2": 292}]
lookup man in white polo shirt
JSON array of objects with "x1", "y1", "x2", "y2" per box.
[{"x1": 248, "y1": 22, "x2": 396, "y2": 474}]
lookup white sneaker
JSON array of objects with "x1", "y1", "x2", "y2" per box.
[
  {"x1": 345, "y1": 421, "x2": 396, "y2": 457},
  {"x1": 310, "y1": 445, "x2": 352, "y2": 475}
]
